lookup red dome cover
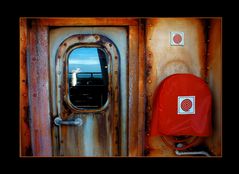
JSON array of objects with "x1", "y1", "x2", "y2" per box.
[{"x1": 150, "y1": 74, "x2": 212, "y2": 137}]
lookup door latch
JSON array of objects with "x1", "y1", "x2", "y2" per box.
[{"x1": 54, "y1": 117, "x2": 83, "y2": 126}]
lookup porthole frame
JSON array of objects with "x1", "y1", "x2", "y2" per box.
[{"x1": 56, "y1": 34, "x2": 119, "y2": 113}]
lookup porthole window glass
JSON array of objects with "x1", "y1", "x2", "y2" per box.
[{"x1": 68, "y1": 47, "x2": 109, "y2": 109}]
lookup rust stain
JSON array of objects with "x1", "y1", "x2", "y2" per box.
[
  {"x1": 27, "y1": 20, "x2": 52, "y2": 156},
  {"x1": 128, "y1": 25, "x2": 140, "y2": 156},
  {"x1": 20, "y1": 18, "x2": 32, "y2": 156},
  {"x1": 34, "y1": 129, "x2": 40, "y2": 155},
  {"x1": 205, "y1": 19, "x2": 222, "y2": 156},
  {"x1": 23, "y1": 18, "x2": 221, "y2": 157},
  {"x1": 145, "y1": 18, "x2": 208, "y2": 157},
  {"x1": 52, "y1": 32, "x2": 122, "y2": 156},
  {"x1": 38, "y1": 18, "x2": 138, "y2": 27}
]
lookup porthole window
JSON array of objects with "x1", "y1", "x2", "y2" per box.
[{"x1": 67, "y1": 47, "x2": 109, "y2": 109}]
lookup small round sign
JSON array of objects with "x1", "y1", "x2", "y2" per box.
[
  {"x1": 173, "y1": 34, "x2": 182, "y2": 44},
  {"x1": 181, "y1": 99, "x2": 192, "y2": 111}
]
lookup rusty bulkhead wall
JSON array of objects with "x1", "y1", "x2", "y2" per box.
[
  {"x1": 20, "y1": 17, "x2": 222, "y2": 157},
  {"x1": 144, "y1": 18, "x2": 222, "y2": 156}
]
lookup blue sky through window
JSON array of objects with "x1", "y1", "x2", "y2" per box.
[{"x1": 68, "y1": 48, "x2": 102, "y2": 73}]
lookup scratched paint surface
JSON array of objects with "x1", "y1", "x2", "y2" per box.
[
  {"x1": 145, "y1": 18, "x2": 207, "y2": 156},
  {"x1": 206, "y1": 19, "x2": 222, "y2": 156},
  {"x1": 50, "y1": 27, "x2": 127, "y2": 156},
  {"x1": 22, "y1": 18, "x2": 221, "y2": 157}
]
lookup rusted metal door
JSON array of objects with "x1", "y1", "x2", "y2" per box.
[{"x1": 49, "y1": 27, "x2": 127, "y2": 156}]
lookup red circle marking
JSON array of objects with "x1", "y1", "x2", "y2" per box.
[
  {"x1": 181, "y1": 99, "x2": 192, "y2": 111},
  {"x1": 173, "y1": 34, "x2": 182, "y2": 44}
]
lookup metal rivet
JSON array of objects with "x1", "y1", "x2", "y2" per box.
[
  {"x1": 109, "y1": 43, "x2": 112, "y2": 47},
  {"x1": 63, "y1": 43, "x2": 67, "y2": 46},
  {"x1": 148, "y1": 79, "x2": 152, "y2": 84},
  {"x1": 115, "y1": 56, "x2": 118, "y2": 59},
  {"x1": 94, "y1": 35, "x2": 99, "y2": 40}
]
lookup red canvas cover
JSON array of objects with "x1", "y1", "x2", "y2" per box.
[{"x1": 150, "y1": 74, "x2": 212, "y2": 137}]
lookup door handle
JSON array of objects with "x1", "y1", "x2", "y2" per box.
[{"x1": 54, "y1": 117, "x2": 83, "y2": 126}]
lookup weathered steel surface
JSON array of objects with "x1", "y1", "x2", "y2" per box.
[
  {"x1": 23, "y1": 18, "x2": 143, "y2": 156},
  {"x1": 20, "y1": 18, "x2": 32, "y2": 156},
  {"x1": 145, "y1": 18, "x2": 207, "y2": 156},
  {"x1": 128, "y1": 25, "x2": 140, "y2": 156},
  {"x1": 59, "y1": 113, "x2": 111, "y2": 156},
  {"x1": 206, "y1": 19, "x2": 222, "y2": 156},
  {"x1": 27, "y1": 20, "x2": 52, "y2": 156},
  {"x1": 137, "y1": 19, "x2": 146, "y2": 156},
  {"x1": 21, "y1": 18, "x2": 221, "y2": 157},
  {"x1": 50, "y1": 27, "x2": 127, "y2": 156},
  {"x1": 37, "y1": 18, "x2": 138, "y2": 26}
]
